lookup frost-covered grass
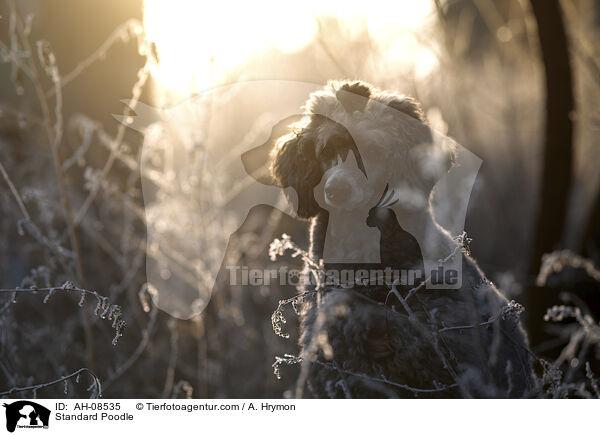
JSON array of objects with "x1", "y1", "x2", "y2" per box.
[{"x1": 268, "y1": 234, "x2": 600, "y2": 398}]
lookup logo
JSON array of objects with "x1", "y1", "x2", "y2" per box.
[
  {"x1": 116, "y1": 80, "x2": 481, "y2": 319},
  {"x1": 3, "y1": 401, "x2": 50, "y2": 432}
]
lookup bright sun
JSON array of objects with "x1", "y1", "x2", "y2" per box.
[{"x1": 143, "y1": 0, "x2": 435, "y2": 96}]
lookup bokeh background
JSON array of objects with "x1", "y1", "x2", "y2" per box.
[{"x1": 0, "y1": 0, "x2": 599, "y2": 398}]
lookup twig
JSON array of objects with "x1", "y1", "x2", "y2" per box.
[
  {"x1": 103, "y1": 289, "x2": 158, "y2": 392},
  {"x1": 333, "y1": 361, "x2": 352, "y2": 399},
  {"x1": 314, "y1": 360, "x2": 458, "y2": 395},
  {"x1": 0, "y1": 368, "x2": 102, "y2": 399},
  {"x1": 387, "y1": 282, "x2": 464, "y2": 393},
  {"x1": 0, "y1": 283, "x2": 126, "y2": 346},
  {"x1": 0, "y1": 158, "x2": 76, "y2": 274},
  {"x1": 46, "y1": 19, "x2": 144, "y2": 96},
  {"x1": 74, "y1": 56, "x2": 153, "y2": 226},
  {"x1": 7, "y1": 0, "x2": 96, "y2": 370},
  {"x1": 439, "y1": 319, "x2": 496, "y2": 333},
  {"x1": 0, "y1": 159, "x2": 30, "y2": 220},
  {"x1": 162, "y1": 318, "x2": 179, "y2": 398},
  {"x1": 537, "y1": 250, "x2": 600, "y2": 285}
]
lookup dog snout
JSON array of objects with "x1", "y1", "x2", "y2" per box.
[{"x1": 324, "y1": 178, "x2": 352, "y2": 204}]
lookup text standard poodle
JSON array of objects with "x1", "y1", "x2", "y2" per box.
[{"x1": 269, "y1": 80, "x2": 535, "y2": 398}]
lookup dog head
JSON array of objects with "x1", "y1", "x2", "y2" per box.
[{"x1": 270, "y1": 80, "x2": 455, "y2": 218}]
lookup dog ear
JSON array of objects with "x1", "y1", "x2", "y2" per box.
[
  {"x1": 336, "y1": 81, "x2": 371, "y2": 112},
  {"x1": 408, "y1": 125, "x2": 457, "y2": 196},
  {"x1": 270, "y1": 127, "x2": 323, "y2": 220},
  {"x1": 386, "y1": 97, "x2": 456, "y2": 196},
  {"x1": 387, "y1": 96, "x2": 426, "y2": 123},
  {"x1": 242, "y1": 115, "x2": 304, "y2": 186}
]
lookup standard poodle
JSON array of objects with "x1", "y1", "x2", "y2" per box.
[{"x1": 269, "y1": 80, "x2": 535, "y2": 398}]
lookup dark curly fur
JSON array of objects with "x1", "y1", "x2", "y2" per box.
[{"x1": 269, "y1": 80, "x2": 535, "y2": 398}]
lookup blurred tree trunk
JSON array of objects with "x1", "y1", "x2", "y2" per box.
[
  {"x1": 526, "y1": 0, "x2": 574, "y2": 344},
  {"x1": 583, "y1": 188, "x2": 600, "y2": 259}
]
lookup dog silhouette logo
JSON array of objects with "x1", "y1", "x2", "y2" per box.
[
  {"x1": 3, "y1": 401, "x2": 50, "y2": 432},
  {"x1": 117, "y1": 80, "x2": 481, "y2": 318}
]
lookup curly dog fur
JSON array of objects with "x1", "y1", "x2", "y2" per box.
[{"x1": 269, "y1": 80, "x2": 535, "y2": 398}]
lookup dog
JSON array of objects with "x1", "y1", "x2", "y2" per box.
[{"x1": 269, "y1": 80, "x2": 535, "y2": 398}]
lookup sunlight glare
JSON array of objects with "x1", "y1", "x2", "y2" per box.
[{"x1": 144, "y1": 0, "x2": 435, "y2": 96}]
